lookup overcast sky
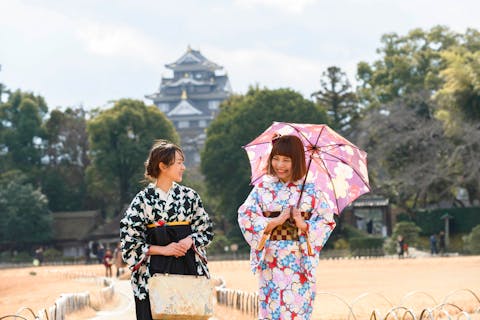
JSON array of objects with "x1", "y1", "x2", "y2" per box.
[{"x1": 1, "y1": 0, "x2": 479, "y2": 110}]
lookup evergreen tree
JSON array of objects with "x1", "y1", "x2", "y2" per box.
[{"x1": 201, "y1": 87, "x2": 328, "y2": 241}]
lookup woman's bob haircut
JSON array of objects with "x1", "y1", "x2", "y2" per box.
[{"x1": 266, "y1": 135, "x2": 306, "y2": 181}]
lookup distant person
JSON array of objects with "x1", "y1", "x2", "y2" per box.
[
  {"x1": 84, "y1": 244, "x2": 91, "y2": 264},
  {"x1": 103, "y1": 249, "x2": 113, "y2": 277},
  {"x1": 367, "y1": 219, "x2": 373, "y2": 234},
  {"x1": 429, "y1": 234, "x2": 438, "y2": 255},
  {"x1": 91, "y1": 241, "x2": 99, "y2": 257},
  {"x1": 439, "y1": 231, "x2": 446, "y2": 255},
  {"x1": 403, "y1": 241, "x2": 409, "y2": 258},
  {"x1": 97, "y1": 244, "x2": 105, "y2": 264},
  {"x1": 34, "y1": 247, "x2": 44, "y2": 265},
  {"x1": 397, "y1": 235, "x2": 405, "y2": 258},
  {"x1": 113, "y1": 242, "x2": 126, "y2": 277}
]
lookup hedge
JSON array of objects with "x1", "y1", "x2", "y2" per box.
[{"x1": 398, "y1": 207, "x2": 480, "y2": 235}]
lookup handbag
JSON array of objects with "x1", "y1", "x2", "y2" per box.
[{"x1": 148, "y1": 273, "x2": 214, "y2": 320}]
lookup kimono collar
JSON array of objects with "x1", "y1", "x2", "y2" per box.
[
  {"x1": 148, "y1": 182, "x2": 179, "y2": 195},
  {"x1": 262, "y1": 174, "x2": 304, "y2": 187}
]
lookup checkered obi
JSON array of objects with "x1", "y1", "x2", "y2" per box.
[{"x1": 263, "y1": 211, "x2": 312, "y2": 241}]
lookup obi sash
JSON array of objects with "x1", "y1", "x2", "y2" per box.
[{"x1": 146, "y1": 221, "x2": 197, "y2": 276}]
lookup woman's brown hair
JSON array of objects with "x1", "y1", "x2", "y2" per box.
[
  {"x1": 144, "y1": 140, "x2": 184, "y2": 180},
  {"x1": 266, "y1": 135, "x2": 306, "y2": 181}
]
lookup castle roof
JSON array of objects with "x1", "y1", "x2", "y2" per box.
[
  {"x1": 165, "y1": 46, "x2": 222, "y2": 71},
  {"x1": 167, "y1": 90, "x2": 203, "y2": 116}
]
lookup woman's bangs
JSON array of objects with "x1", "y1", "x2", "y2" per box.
[{"x1": 272, "y1": 140, "x2": 294, "y2": 158}]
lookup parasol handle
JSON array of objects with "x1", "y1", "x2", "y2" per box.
[{"x1": 296, "y1": 155, "x2": 313, "y2": 209}]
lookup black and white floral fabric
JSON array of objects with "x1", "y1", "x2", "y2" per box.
[{"x1": 120, "y1": 182, "x2": 214, "y2": 300}]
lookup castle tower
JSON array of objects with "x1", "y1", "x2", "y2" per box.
[{"x1": 146, "y1": 47, "x2": 232, "y2": 166}]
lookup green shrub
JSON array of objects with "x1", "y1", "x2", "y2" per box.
[
  {"x1": 208, "y1": 234, "x2": 230, "y2": 254},
  {"x1": 11, "y1": 251, "x2": 32, "y2": 263},
  {"x1": 333, "y1": 238, "x2": 349, "y2": 250},
  {"x1": 0, "y1": 251, "x2": 12, "y2": 262},
  {"x1": 464, "y1": 224, "x2": 480, "y2": 254},
  {"x1": 383, "y1": 237, "x2": 397, "y2": 255},
  {"x1": 342, "y1": 224, "x2": 369, "y2": 239},
  {"x1": 349, "y1": 237, "x2": 384, "y2": 250},
  {"x1": 392, "y1": 221, "x2": 421, "y2": 246},
  {"x1": 43, "y1": 248, "x2": 62, "y2": 261},
  {"x1": 349, "y1": 236, "x2": 385, "y2": 256},
  {"x1": 384, "y1": 221, "x2": 421, "y2": 255}
]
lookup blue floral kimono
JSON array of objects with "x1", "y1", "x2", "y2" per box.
[{"x1": 238, "y1": 175, "x2": 336, "y2": 319}]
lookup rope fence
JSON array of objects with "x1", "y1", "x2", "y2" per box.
[{"x1": 214, "y1": 281, "x2": 480, "y2": 319}]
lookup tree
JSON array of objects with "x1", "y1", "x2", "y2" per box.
[
  {"x1": 311, "y1": 66, "x2": 359, "y2": 134},
  {"x1": 201, "y1": 87, "x2": 328, "y2": 240},
  {"x1": 87, "y1": 99, "x2": 178, "y2": 214},
  {"x1": 354, "y1": 26, "x2": 480, "y2": 210},
  {"x1": 435, "y1": 47, "x2": 480, "y2": 130},
  {"x1": 356, "y1": 92, "x2": 447, "y2": 209},
  {"x1": 356, "y1": 91, "x2": 480, "y2": 210},
  {"x1": 0, "y1": 90, "x2": 48, "y2": 177},
  {"x1": 357, "y1": 25, "x2": 461, "y2": 113},
  {"x1": 41, "y1": 107, "x2": 90, "y2": 211},
  {"x1": 0, "y1": 171, "x2": 52, "y2": 249}
]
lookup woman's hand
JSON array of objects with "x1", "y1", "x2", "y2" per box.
[
  {"x1": 264, "y1": 208, "x2": 291, "y2": 234},
  {"x1": 149, "y1": 243, "x2": 188, "y2": 257},
  {"x1": 178, "y1": 236, "x2": 193, "y2": 251},
  {"x1": 292, "y1": 207, "x2": 308, "y2": 232}
]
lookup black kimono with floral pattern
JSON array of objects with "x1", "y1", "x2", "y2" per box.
[{"x1": 120, "y1": 182, "x2": 214, "y2": 300}]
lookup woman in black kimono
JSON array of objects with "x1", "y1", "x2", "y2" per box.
[{"x1": 120, "y1": 140, "x2": 214, "y2": 320}]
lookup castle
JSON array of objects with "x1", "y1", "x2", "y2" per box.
[{"x1": 146, "y1": 47, "x2": 232, "y2": 166}]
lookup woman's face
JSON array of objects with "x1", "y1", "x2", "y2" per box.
[
  {"x1": 160, "y1": 151, "x2": 185, "y2": 183},
  {"x1": 271, "y1": 154, "x2": 293, "y2": 182}
]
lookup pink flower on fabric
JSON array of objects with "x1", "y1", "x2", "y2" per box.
[
  {"x1": 273, "y1": 268, "x2": 291, "y2": 288},
  {"x1": 277, "y1": 189, "x2": 290, "y2": 201}
]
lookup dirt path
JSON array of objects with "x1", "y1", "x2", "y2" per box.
[{"x1": 1, "y1": 256, "x2": 479, "y2": 319}]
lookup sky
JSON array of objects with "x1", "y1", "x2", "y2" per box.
[{"x1": 1, "y1": 0, "x2": 479, "y2": 110}]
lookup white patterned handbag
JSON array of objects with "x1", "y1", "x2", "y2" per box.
[{"x1": 148, "y1": 273, "x2": 214, "y2": 320}]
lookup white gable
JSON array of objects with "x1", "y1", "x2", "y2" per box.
[
  {"x1": 168, "y1": 100, "x2": 202, "y2": 116},
  {"x1": 178, "y1": 52, "x2": 201, "y2": 64}
]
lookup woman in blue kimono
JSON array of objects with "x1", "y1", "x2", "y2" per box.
[
  {"x1": 238, "y1": 135, "x2": 336, "y2": 319},
  {"x1": 120, "y1": 140, "x2": 213, "y2": 320}
]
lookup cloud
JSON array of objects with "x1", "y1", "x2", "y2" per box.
[
  {"x1": 234, "y1": 0, "x2": 317, "y2": 14},
  {"x1": 205, "y1": 46, "x2": 327, "y2": 97},
  {"x1": 0, "y1": 0, "x2": 72, "y2": 36},
  {"x1": 75, "y1": 21, "x2": 168, "y2": 69}
]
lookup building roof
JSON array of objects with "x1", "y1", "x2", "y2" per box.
[
  {"x1": 164, "y1": 76, "x2": 210, "y2": 87},
  {"x1": 167, "y1": 90, "x2": 203, "y2": 116},
  {"x1": 147, "y1": 90, "x2": 230, "y2": 103},
  {"x1": 353, "y1": 196, "x2": 389, "y2": 208},
  {"x1": 51, "y1": 210, "x2": 101, "y2": 241},
  {"x1": 89, "y1": 213, "x2": 124, "y2": 240},
  {"x1": 165, "y1": 46, "x2": 222, "y2": 71},
  {"x1": 167, "y1": 100, "x2": 203, "y2": 116}
]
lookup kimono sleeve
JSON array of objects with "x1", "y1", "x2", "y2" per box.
[
  {"x1": 189, "y1": 190, "x2": 214, "y2": 249},
  {"x1": 119, "y1": 194, "x2": 150, "y2": 269},
  {"x1": 301, "y1": 189, "x2": 336, "y2": 256},
  {"x1": 237, "y1": 185, "x2": 269, "y2": 249}
]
